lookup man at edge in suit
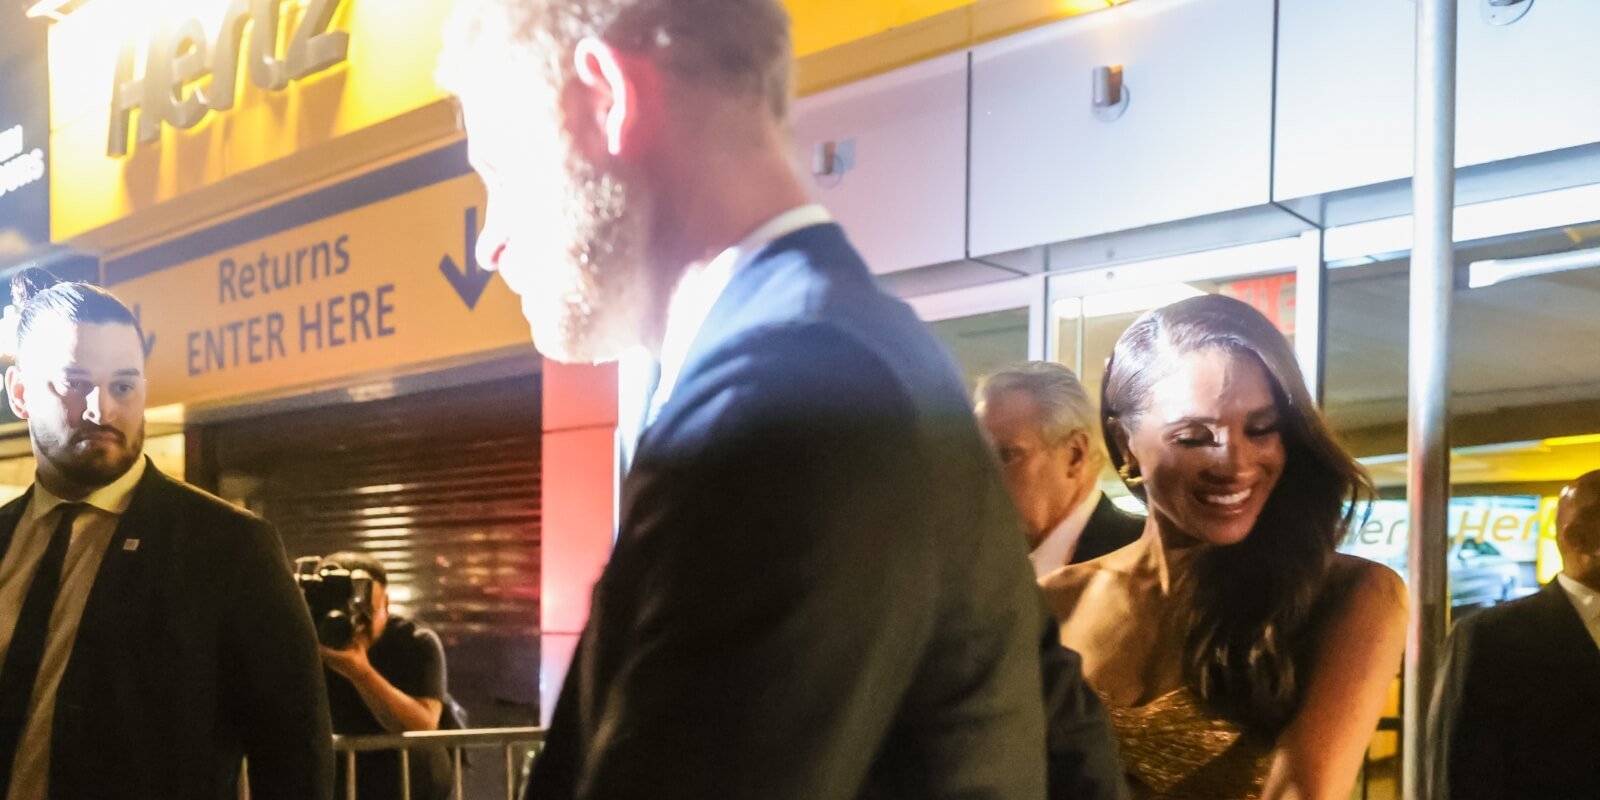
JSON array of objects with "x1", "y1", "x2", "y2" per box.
[
  {"x1": 1427, "y1": 469, "x2": 1600, "y2": 798},
  {"x1": 0, "y1": 270, "x2": 332, "y2": 800},
  {"x1": 435, "y1": 1, "x2": 1124, "y2": 797},
  {"x1": 976, "y1": 362, "x2": 1143, "y2": 576}
]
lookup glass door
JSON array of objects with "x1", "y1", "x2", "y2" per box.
[{"x1": 909, "y1": 275, "x2": 1046, "y2": 393}]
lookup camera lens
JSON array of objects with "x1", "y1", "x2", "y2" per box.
[{"x1": 318, "y1": 610, "x2": 356, "y2": 650}]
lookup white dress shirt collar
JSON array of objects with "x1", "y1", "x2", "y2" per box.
[
  {"x1": 29, "y1": 455, "x2": 147, "y2": 523},
  {"x1": 1556, "y1": 572, "x2": 1600, "y2": 653},
  {"x1": 1030, "y1": 487, "x2": 1102, "y2": 579},
  {"x1": 647, "y1": 204, "x2": 832, "y2": 424}
]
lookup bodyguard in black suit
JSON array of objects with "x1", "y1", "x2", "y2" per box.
[
  {"x1": 976, "y1": 362, "x2": 1144, "y2": 577},
  {"x1": 0, "y1": 272, "x2": 331, "y2": 800},
  {"x1": 438, "y1": 1, "x2": 1123, "y2": 796},
  {"x1": 1427, "y1": 470, "x2": 1600, "y2": 799}
]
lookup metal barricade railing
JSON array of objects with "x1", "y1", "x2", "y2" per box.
[
  {"x1": 330, "y1": 727, "x2": 547, "y2": 800},
  {"x1": 256, "y1": 716, "x2": 1400, "y2": 800}
]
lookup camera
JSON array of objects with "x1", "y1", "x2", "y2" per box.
[{"x1": 293, "y1": 556, "x2": 374, "y2": 649}]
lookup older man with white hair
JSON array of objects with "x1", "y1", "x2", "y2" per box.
[{"x1": 976, "y1": 362, "x2": 1143, "y2": 577}]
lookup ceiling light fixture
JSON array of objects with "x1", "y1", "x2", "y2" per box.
[
  {"x1": 1052, "y1": 282, "x2": 1207, "y2": 320},
  {"x1": 1324, "y1": 181, "x2": 1600, "y2": 266},
  {"x1": 1467, "y1": 245, "x2": 1600, "y2": 289}
]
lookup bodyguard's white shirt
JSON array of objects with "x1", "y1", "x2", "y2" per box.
[
  {"x1": 1029, "y1": 488, "x2": 1102, "y2": 579},
  {"x1": 1556, "y1": 572, "x2": 1600, "y2": 654},
  {"x1": 0, "y1": 457, "x2": 146, "y2": 800},
  {"x1": 645, "y1": 204, "x2": 833, "y2": 427}
]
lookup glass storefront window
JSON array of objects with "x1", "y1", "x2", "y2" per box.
[
  {"x1": 1052, "y1": 272, "x2": 1298, "y2": 404},
  {"x1": 929, "y1": 307, "x2": 1030, "y2": 393},
  {"x1": 1325, "y1": 225, "x2": 1600, "y2": 613},
  {"x1": 1342, "y1": 494, "x2": 1547, "y2": 612}
]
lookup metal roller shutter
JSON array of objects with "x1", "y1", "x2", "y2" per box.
[{"x1": 206, "y1": 375, "x2": 542, "y2": 730}]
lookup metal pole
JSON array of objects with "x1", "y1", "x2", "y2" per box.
[
  {"x1": 399, "y1": 748, "x2": 412, "y2": 800},
  {"x1": 454, "y1": 748, "x2": 465, "y2": 800},
  {"x1": 1074, "y1": 303, "x2": 1086, "y2": 377},
  {"x1": 505, "y1": 743, "x2": 518, "y2": 800},
  {"x1": 1404, "y1": 0, "x2": 1456, "y2": 797},
  {"x1": 346, "y1": 751, "x2": 359, "y2": 800},
  {"x1": 1293, "y1": 228, "x2": 1327, "y2": 406}
]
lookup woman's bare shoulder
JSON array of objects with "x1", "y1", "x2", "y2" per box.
[
  {"x1": 1324, "y1": 553, "x2": 1409, "y2": 628},
  {"x1": 1039, "y1": 550, "x2": 1136, "y2": 618},
  {"x1": 1038, "y1": 561, "x2": 1092, "y2": 597}
]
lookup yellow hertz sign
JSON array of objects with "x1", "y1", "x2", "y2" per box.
[
  {"x1": 108, "y1": 147, "x2": 533, "y2": 409},
  {"x1": 49, "y1": 0, "x2": 456, "y2": 242},
  {"x1": 108, "y1": 0, "x2": 349, "y2": 156}
]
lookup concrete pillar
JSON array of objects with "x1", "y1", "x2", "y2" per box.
[{"x1": 539, "y1": 361, "x2": 617, "y2": 726}]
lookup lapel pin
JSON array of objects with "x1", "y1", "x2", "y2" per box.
[{"x1": 123, "y1": 539, "x2": 140, "y2": 551}]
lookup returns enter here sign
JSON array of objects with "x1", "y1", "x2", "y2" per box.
[{"x1": 106, "y1": 149, "x2": 532, "y2": 409}]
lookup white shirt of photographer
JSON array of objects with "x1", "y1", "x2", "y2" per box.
[{"x1": 0, "y1": 456, "x2": 146, "y2": 800}]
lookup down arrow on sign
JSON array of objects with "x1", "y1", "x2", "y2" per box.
[{"x1": 440, "y1": 206, "x2": 494, "y2": 309}]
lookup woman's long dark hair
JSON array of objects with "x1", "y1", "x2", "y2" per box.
[{"x1": 1100, "y1": 294, "x2": 1373, "y2": 737}]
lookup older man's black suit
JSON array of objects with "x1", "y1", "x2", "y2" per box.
[
  {"x1": 1427, "y1": 580, "x2": 1600, "y2": 799},
  {"x1": 526, "y1": 223, "x2": 1123, "y2": 799},
  {"x1": 1071, "y1": 495, "x2": 1144, "y2": 565},
  {"x1": 0, "y1": 462, "x2": 333, "y2": 800}
]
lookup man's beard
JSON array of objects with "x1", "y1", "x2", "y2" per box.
[
  {"x1": 37, "y1": 421, "x2": 145, "y2": 490},
  {"x1": 521, "y1": 148, "x2": 653, "y2": 365}
]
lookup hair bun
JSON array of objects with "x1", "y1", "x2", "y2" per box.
[{"x1": 10, "y1": 267, "x2": 63, "y2": 309}]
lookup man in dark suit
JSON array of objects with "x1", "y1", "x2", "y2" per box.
[
  {"x1": 976, "y1": 362, "x2": 1144, "y2": 577},
  {"x1": 1427, "y1": 469, "x2": 1600, "y2": 799},
  {"x1": 437, "y1": 1, "x2": 1123, "y2": 797},
  {"x1": 0, "y1": 271, "x2": 332, "y2": 800}
]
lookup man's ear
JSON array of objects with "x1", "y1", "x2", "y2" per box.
[
  {"x1": 6, "y1": 365, "x2": 29, "y2": 420},
  {"x1": 572, "y1": 37, "x2": 655, "y2": 160},
  {"x1": 1063, "y1": 429, "x2": 1092, "y2": 474}
]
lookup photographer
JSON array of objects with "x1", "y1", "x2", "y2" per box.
[{"x1": 313, "y1": 552, "x2": 452, "y2": 800}]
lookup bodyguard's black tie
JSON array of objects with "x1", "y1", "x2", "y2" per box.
[{"x1": 0, "y1": 503, "x2": 85, "y2": 799}]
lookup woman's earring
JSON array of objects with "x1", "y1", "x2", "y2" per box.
[{"x1": 1118, "y1": 463, "x2": 1144, "y2": 487}]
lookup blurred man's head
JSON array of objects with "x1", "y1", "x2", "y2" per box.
[
  {"x1": 974, "y1": 362, "x2": 1105, "y2": 549},
  {"x1": 437, "y1": 0, "x2": 794, "y2": 364},
  {"x1": 1557, "y1": 470, "x2": 1600, "y2": 589},
  {"x1": 4, "y1": 269, "x2": 147, "y2": 500}
]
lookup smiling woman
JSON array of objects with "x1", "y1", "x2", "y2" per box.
[
  {"x1": 1041, "y1": 294, "x2": 1408, "y2": 799},
  {"x1": 1099, "y1": 295, "x2": 1367, "y2": 720}
]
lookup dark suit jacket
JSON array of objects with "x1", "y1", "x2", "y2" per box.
[
  {"x1": 527, "y1": 224, "x2": 1122, "y2": 799},
  {"x1": 1069, "y1": 495, "x2": 1144, "y2": 565},
  {"x1": 1427, "y1": 580, "x2": 1600, "y2": 799},
  {"x1": 0, "y1": 462, "x2": 333, "y2": 800}
]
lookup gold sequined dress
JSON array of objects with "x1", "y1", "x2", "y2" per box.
[{"x1": 1098, "y1": 687, "x2": 1274, "y2": 799}]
